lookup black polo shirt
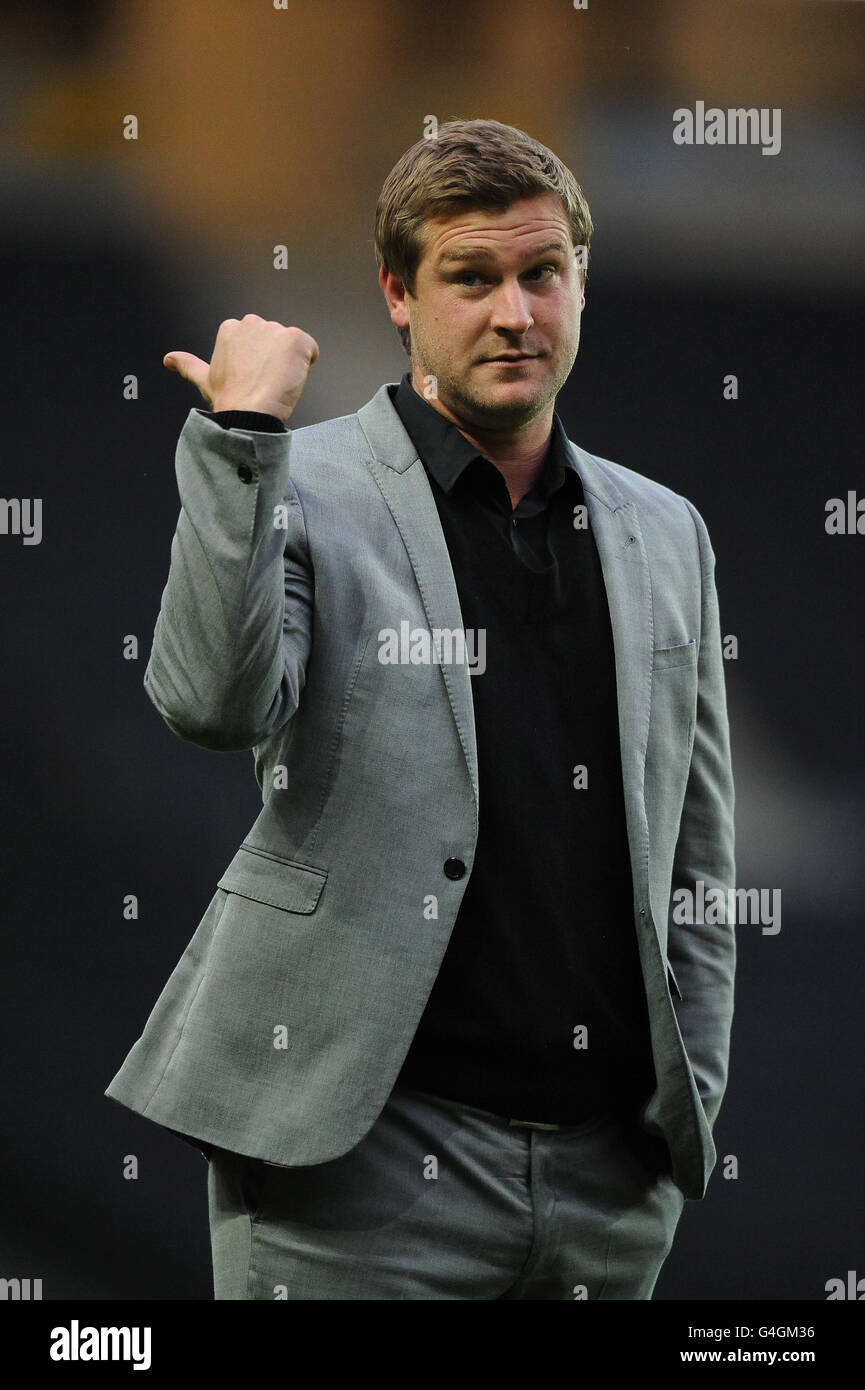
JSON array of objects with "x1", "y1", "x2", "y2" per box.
[
  {"x1": 388, "y1": 374, "x2": 656, "y2": 1124},
  {"x1": 211, "y1": 384, "x2": 656, "y2": 1123}
]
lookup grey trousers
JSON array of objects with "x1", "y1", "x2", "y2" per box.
[{"x1": 206, "y1": 1083, "x2": 686, "y2": 1300}]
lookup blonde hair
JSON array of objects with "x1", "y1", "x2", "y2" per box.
[{"x1": 375, "y1": 118, "x2": 593, "y2": 357}]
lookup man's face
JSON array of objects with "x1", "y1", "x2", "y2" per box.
[{"x1": 381, "y1": 192, "x2": 585, "y2": 431}]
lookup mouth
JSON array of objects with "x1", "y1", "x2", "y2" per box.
[{"x1": 482, "y1": 353, "x2": 538, "y2": 364}]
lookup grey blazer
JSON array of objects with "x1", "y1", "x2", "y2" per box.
[{"x1": 105, "y1": 382, "x2": 736, "y2": 1201}]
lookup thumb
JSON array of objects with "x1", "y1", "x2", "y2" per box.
[{"x1": 163, "y1": 350, "x2": 211, "y2": 398}]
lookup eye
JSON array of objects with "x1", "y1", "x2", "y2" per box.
[
  {"x1": 525, "y1": 264, "x2": 556, "y2": 281},
  {"x1": 457, "y1": 272, "x2": 485, "y2": 287}
]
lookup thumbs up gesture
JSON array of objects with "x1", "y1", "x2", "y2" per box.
[{"x1": 164, "y1": 314, "x2": 319, "y2": 424}]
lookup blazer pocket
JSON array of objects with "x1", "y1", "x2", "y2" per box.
[
  {"x1": 653, "y1": 639, "x2": 697, "y2": 671},
  {"x1": 216, "y1": 842, "x2": 328, "y2": 914},
  {"x1": 667, "y1": 962, "x2": 683, "y2": 1000}
]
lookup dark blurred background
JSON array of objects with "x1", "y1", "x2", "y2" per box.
[{"x1": 0, "y1": 0, "x2": 862, "y2": 1299}]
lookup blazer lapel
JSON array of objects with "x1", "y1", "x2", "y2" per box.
[
  {"x1": 357, "y1": 386, "x2": 480, "y2": 817},
  {"x1": 565, "y1": 440, "x2": 654, "y2": 898}
]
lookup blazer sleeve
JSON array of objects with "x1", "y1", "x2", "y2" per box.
[
  {"x1": 666, "y1": 497, "x2": 737, "y2": 1133},
  {"x1": 142, "y1": 408, "x2": 314, "y2": 751}
]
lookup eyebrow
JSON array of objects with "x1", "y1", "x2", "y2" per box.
[{"x1": 438, "y1": 239, "x2": 571, "y2": 267}]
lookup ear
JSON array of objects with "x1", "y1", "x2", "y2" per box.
[{"x1": 379, "y1": 267, "x2": 411, "y2": 333}]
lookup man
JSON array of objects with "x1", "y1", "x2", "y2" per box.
[{"x1": 105, "y1": 118, "x2": 736, "y2": 1300}]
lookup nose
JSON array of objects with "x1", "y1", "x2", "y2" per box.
[{"x1": 489, "y1": 277, "x2": 534, "y2": 336}]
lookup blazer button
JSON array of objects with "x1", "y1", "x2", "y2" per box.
[
  {"x1": 443, "y1": 858, "x2": 466, "y2": 880},
  {"x1": 237, "y1": 464, "x2": 254, "y2": 483}
]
